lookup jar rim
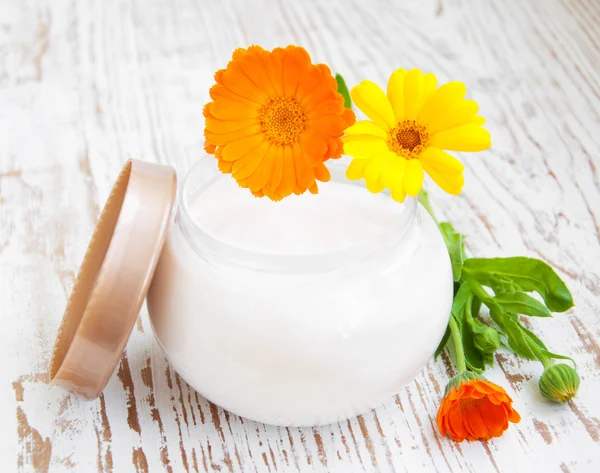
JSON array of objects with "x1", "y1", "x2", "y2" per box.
[{"x1": 177, "y1": 155, "x2": 418, "y2": 273}]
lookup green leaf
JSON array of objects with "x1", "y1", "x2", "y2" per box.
[
  {"x1": 460, "y1": 315, "x2": 486, "y2": 372},
  {"x1": 471, "y1": 296, "x2": 482, "y2": 319},
  {"x1": 450, "y1": 284, "x2": 488, "y2": 373},
  {"x1": 491, "y1": 309, "x2": 576, "y2": 365},
  {"x1": 519, "y1": 325, "x2": 576, "y2": 365},
  {"x1": 434, "y1": 325, "x2": 451, "y2": 359},
  {"x1": 335, "y1": 74, "x2": 352, "y2": 109},
  {"x1": 490, "y1": 309, "x2": 538, "y2": 360},
  {"x1": 451, "y1": 282, "x2": 471, "y2": 317},
  {"x1": 494, "y1": 291, "x2": 552, "y2": 317},
  {"x1": 438, "y1": 222, "x2": 466, "y2": 282},
  {"x1": 463, "y1": 257, "x2": 574, "y2": 312},
  {"x1": 518, "y1": 323, "x2": 547, "y2": 350}
]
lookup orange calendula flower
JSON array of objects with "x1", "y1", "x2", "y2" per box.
[
  {"x1": 204, "y1": 45, "x2": 356, "y2": 201},
  {"x1": 437, "y1": 373, "x2": 521, "y2": 442}
]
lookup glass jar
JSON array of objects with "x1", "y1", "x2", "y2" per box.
[{"x1": 146, "y1": 156, "x2": 452, "y2": 427}]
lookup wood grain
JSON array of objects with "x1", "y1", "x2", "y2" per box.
[{"x1": 1, "y1": 0, "x2": 599, "y2": 471}]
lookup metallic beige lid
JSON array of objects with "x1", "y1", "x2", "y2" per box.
[{"x1": 49, "y1": 159, "x2": 177, "y2": 400}]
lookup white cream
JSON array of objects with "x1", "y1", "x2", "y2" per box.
[
  {"x1": 192, "y1": 177, "x2": 409, "y2": 255},
  {"x1": 147, "y1": 167, "x2": 452, "y2": 427}
]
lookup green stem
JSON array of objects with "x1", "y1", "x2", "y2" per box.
[
  {"x1": 449, "y1": 316, "x2": 467, "y2": 372},
  {"x1": 466, "y1": 277, "x2": 497, "y2": 308},
  {"x1": 537, "y1": 351, "x2": 554, "y2": 370},
  {"x1": 527, "y1": 336, "x2": 554, "y2": 369},
  {"x1": 417, "y1": 190, "x2": 440, "y2": 226}
]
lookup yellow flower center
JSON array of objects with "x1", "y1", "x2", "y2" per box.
[
  {"x1": 388, "y1": 120, "x2": 429, "y2": 159},
  {"x1": 260, "y1": 97, "x2": 306, "y2": 145}
]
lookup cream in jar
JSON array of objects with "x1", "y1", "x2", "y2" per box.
[{"x1": 147, "y1": 159, "x2": 452, "y2": 426}]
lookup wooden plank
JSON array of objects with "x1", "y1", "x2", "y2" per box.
[{"x1": 1, "y1": 0, "x2": 599, "y2": 471}]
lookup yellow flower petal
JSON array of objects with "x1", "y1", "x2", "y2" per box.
[
  {"x1": 427, "y1": 100, "x2": 479, "y2": 135},
  {"x1": 429, "y1": 125, "x2": 491, "y2": 152},
  {"x1": 420, "y1": 149, "x2": 464, "y2": 194},
  {"x1": 345, "y1": 120, "x2": 388, "y2": 139},
  {"x1": 380, "y1": 154, "x2": 408, "y2": 189},
  {"x1": 423, "y1": 166, "x2": 464, "y2": 195},
  {"x1": 420, "y1": 147, "x2": 465, "y2": 173},
  {"x1": 346, "y1": 158, "x2": 369, "y2": 180},
  {"x1": 364, "y1": 154, "x2": 390, "y2": 193},
  {"x1": 403, "y1": 159, "x2": 424, "y2": 197},
  {"x1": 470, "y1": 115, "x2": 486, "y2": 126},
  {"x1": 391, "y1": 186, "x2": 407, "y2": 202},
  {"x1": 351, "y1": 80, "x2": 396, "y2": 130},
  {"x1": 387, "y1": 68, "x2": 406, "y2": 122},
  {"x1": 419, "y1": 147, "x2": 465, "y2": 195},
  {"x1": 422, "y1": 73, "x2": 438, "y2": 104},
  {"x1": 343, "y1": 138, "x2": 389, "y2": 159},
  {"x1": 403, "y1": 69, "x2": 425, "y2": 120},
  {"x1": 418, "y1": 81, "x2": 467, "y2": 126}
]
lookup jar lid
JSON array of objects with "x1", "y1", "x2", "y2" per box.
[{"x1": 49, "y1": 159, "x2": 177, "y2": 400}]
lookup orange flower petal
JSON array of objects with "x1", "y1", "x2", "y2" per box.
[
  {"x1": 307, "y1": 116, "x2": 346, "y2": 137},
  {"x1": 325, "y1": 136, "x2": 343, "y2": 160},
  {"x1": 232, "y1": 141, "x2": 270, "y2": 181},
  {"x1": 206, "y1": 100, "x2": 261, "y2": 120},
  {"x1": 477, "y1": 380, "x2": 504, "y2": 395},
  {"x1": 204, "y1": 141, "x2": 216, "y2": 154},
  {"x1": 296, "y1": 66, "x2": 323, "y2": 102},
  {"x1": 263, "y1": 50, "x2": 286, "y2": 97},
  {"x1": 306, "y1": 100, "x2": 344, "y2": 118},
  {"x1": 281, "y1": 46, "x2": 311, "y2": 97},
  {"x1": 342, "y1": 107, "x2": 356, "y2": 127},
  {"x1": 447, "y1": 405, "x2": 468, "y2": 441},
  {"x1": 220, "y1": 134, "x2": 265, "y2": 161},
  {"x1": 235, "y1": 46, "x2": 278, "y2": 98},
  {"x1": 314, "y1": 163, "x2": 331, "y2": 182},
  {"x1": 246, "y1": 145, "x2": 278, "y2": 191},
  {"x1": 209, "y1": 83, "x2": 260, "y2": 105},
  {"x1": 217, "y1": 159, "x2": 233, "y2": 173},
  {"x1": 302, "y1": 83, "x2": 339, "y2": 110},
  {"x1": 464, "y1": 404, "x2": 488, "y2": 439},
  {"x1": 206, "y1": 125, "x2": 262, "y2": 147},
  {"x1": 206, "y1": 117, "x2": 258, "y2": 134},
  {"x1": 220, "y1": 61, "x2": 270, "y2": 103},
  {"x1": 482, "y1": 401, "x2": 509, "y2": 437},
  {"x1": 275, "y1": 146, "x2": 297, "y2": 200},
  {"x1": 265, "y1": 146, "x2": 285, "y2": 195},
  {"x1": 293, "y1": 142, "x2": 313, "y2": 189},
  {"x1": 300, "y1": 133, "x2": 328, "y2": 163}
]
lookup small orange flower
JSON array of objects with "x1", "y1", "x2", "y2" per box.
[
  {"x1": 437, "y1": 374, "x2": 521, "y2": 442},
  {"x1": 204, "y1": 45, "x2": 356, "y2": 201}
]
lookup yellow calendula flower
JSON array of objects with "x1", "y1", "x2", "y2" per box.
[{"x1": 343, "y1": 68, "x2": 491, "y2": 201}]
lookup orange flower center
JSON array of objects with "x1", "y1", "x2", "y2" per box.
[
  {"x1": 260, "y1": 97, "x2": 306, "y2": 145},
  {"x1": 388, "y1": 120, "x2": 429, "y2": 159}
]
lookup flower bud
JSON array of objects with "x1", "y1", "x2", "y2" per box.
[
  {"x1": 473, "y1": 325, "x2": 501, "y2": 353},
  {"x1": 539, "y1": 363, "x2": 580, "y2": 403}
]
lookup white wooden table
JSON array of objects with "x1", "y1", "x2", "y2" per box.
[{"x1": 1, "y1": 0, "x2": 599, "y2": 471}]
